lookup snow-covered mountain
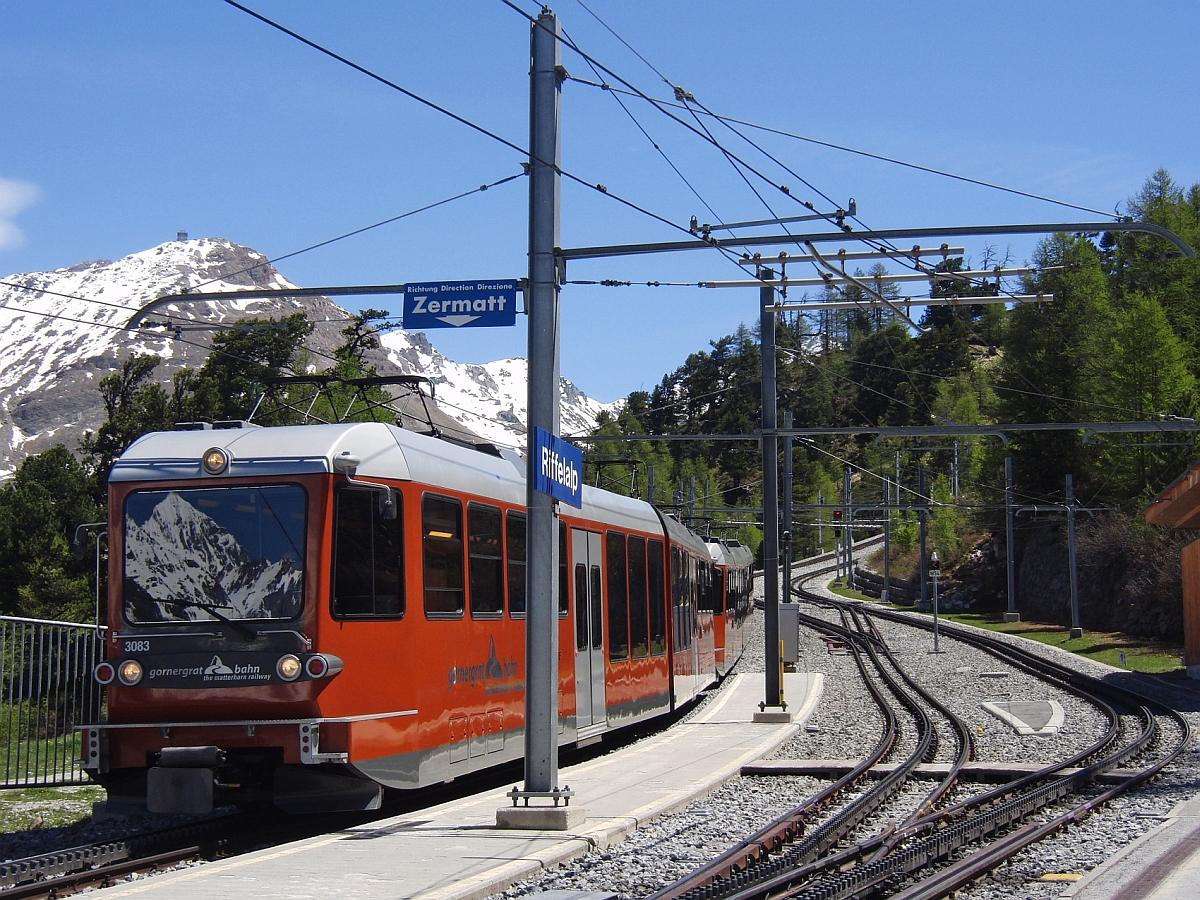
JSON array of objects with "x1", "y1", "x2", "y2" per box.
[
  {"x1": 379, "y1": 331, "x2": 611, "y2": 449},
  {"x1": 0, "y1": 238, "x2": 616, "y2": 474}
]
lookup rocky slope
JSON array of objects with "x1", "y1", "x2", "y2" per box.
[{"x1": 0, "y1": 238, "x2": 613, "y2": 474}]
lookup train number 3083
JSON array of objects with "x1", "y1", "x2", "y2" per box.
[{"x1": 123, "y1": 640, "x2": 151, "y2": 653}]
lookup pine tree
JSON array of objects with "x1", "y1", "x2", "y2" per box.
[
  {"x1": 1098, "y1": 291, "x2": 1197, "y2": 497},
  {"x1": 994, "y1": 234, "x2": 1112, "y2": 498},
  {"x1": 0, "y1": 446, "x2": 101, "y2": 620}
]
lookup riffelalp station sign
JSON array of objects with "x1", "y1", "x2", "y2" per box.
[
  {"x1": 403, "y1": 279, "x2": 518, "y2": 329},
  {"x1": 533, "y1": 427, "x2": 582, "y2": 508}
]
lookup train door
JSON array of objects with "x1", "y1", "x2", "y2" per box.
[{"x1": 572, "y1": 529, "x2": 607, "y2": 729}]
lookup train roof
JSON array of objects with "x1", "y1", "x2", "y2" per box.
[
  {"x1": 658, "y1": 512, "x2": 713, "y2": 557},
  {"x1": 705, "y1": 539, "x2": 755, "y2": 569},
  {"x1": 110, "y1": 421, "x2": 663, "y2": 533}
]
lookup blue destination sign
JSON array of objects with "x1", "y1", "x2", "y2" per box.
[
  {"x1": 403, "y1": 280, "x2": 518, "y2": 329},
  {"x1": 533, "y1": 426, "x2": 582, "y2": 508}
]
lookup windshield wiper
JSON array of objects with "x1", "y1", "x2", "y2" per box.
[{"x1": 164, "y1": 599, "x2": 258, "y2": 642}]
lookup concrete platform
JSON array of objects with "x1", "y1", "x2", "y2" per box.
[
  {"x1": 981, "y1": 699, "x2": 1065, "y2": 736},
  {"x1": 1064, "y1": 795, "x2": 1200, "y2": 900},
  {"x1": 95, "y1": 672, "x2": 822, "y2": 900}
]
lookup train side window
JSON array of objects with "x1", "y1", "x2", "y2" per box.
[
  {"x1": 606, "y1": 531, "x2": 629, "y2": 661},
  {"x1": 671, "y1": 547, "x2": 681, "y2": 649},
  {"x1": 507, "y1": 511, "x2": 526, "y2": 617},
  {"x1": 332, "y1": 487, "x2": 404, "y2": 618},
  {"x1": 468, "y1": 502, "x2": 504, "y2": 618},
  {"x1": 628, "y1": 535, "x2": 648, "y2": 658},
  {"x1": 672, "y1": 547, "x2": 684, "y2": 609},
  {"x1": 691, "y1": 557, "x2": 699, "y2": 607},
  {"x1": 423, "y1": 494, "x2": 464, "y2": 617},
  {"x1": 559, "y1": 521, "x2": 569, "y2": 617},
  {"x1": 589, "y1": 565, "x2": 603, "y2": 650},
  {"x1": 690, "y1": 558, "x2": 699, "y2": 642},
  {"x1": 648, "y1": 539, "x2": 666, "y2": 655},
  {"x1": 574, "y1": 563, "x2": 588, "y2": 650},
  {"x1": 672, "y1": 548, "x2": 692, "y2": 650},
  {"x1": 503, "y1": 517, "x2": 565, "y2": 617}
]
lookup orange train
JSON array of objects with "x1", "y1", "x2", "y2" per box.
[{"x1": 84, "y1": 421, "x2": 754, "y2": 814}]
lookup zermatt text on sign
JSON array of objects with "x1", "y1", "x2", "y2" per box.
[
  {"x1": 409, "y1": 291, "x2": 511, "y2": 316},
  {"x1": 403, "y1": 279, "x2": 518, "y2": 329}
]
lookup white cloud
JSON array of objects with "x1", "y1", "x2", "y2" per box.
[{"x1": 0, "y1": 177, "x2": 40, "y2": 250}]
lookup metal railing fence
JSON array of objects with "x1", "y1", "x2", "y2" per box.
[{"x1": 0, "y1": 616, "x2": 106, "y2": 788}]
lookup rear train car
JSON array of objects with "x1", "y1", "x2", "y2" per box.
[
  {"x1": 705, "y1": 539, "x2": 755, "y2": 675},
  {"x1": 85, "y1": 421, "x2": 735, "y2": 814}
]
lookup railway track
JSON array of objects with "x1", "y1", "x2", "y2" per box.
[
  {"x1": 0, "y1": 800, "x2": 406, "y2": 898},
  {"x1": 0, "y1": 813, "x2": 238, "y2": 898},
  {"x1": 0, "y1": 670, "x2": 739, "y2": 899},
  {"x1": 0, "y1": 846, "x2": 204, "y2": 900},
  {"x1": 652, "y1": 565, "x2": 1190, "y2": 900}
]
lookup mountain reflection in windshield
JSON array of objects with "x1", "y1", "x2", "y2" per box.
[{"x1": 123, "y1": 486, "x2": 306, "y2": 624}]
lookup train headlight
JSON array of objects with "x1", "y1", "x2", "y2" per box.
[
  {"x1": 94, "y1": 661, "x2": 116, "y2": 685},
  {"x1": 117, "y1": 659, "x2": 143, "y2": 686},
  {"x1": 276, "y1": 654, "x2": 302, "y2": 682},
  {"x1": 202, "y1": 447, "x2": 229, "y2": 475}
]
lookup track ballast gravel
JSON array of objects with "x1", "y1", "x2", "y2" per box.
[{"x1": 491, "y1": 563, "x2": 1199, "y2": 900}]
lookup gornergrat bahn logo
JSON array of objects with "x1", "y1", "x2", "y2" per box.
[
  {"x1": 447, "y1": 636, "x2": 520, "y2": 694},
  {"x1": 138, "y1": 652, "x2": 279, "y2": 687},
  {"x1": 200, "y1": 655, "x2": 270, "y2": 683}
]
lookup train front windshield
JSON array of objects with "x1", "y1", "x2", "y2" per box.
[{"x1": 123, "y1": 485, "x2": 307, "y2": 624}]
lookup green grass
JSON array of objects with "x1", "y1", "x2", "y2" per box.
[
  {"x1": 826, "y1": 581, "x2": 876, "y2": 603},
  {"x1": 0, "y1": 733, "x2": 84, "y2": 783},
  {"x1": 0, "y1": 784, "x2": 104, "y2": 832},
  {"x1": 819, "y1": 581, "x2": 1185, "y2": 674},
  {"x1": 925, "y1": 612, "x2": 1186, "y2": 674}
]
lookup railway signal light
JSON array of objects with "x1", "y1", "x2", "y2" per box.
[{"x1": 833, "y1": 510, "x2": 843, "y2": 522}]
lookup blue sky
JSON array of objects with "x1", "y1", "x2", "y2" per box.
[{"x1": 1, "y1": 1, "x2": 1196, "y2": 402}]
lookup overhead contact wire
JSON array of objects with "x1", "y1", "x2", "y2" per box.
[
  {"x1": 186, "y1": 172, "x2": 526, "y2": 293},
  {"x1": 502, "y1": 1, "x2": 849, "y2": 236},
  {"x1": 226, "y1": 0, "x2": 1095, "y2": 432},
  {"x1": 225, "y1": 0, "x2": 745, "y2": 258},
  {"x1": 564, "y1": 76, "x2": 1117, "y2": 219},
  {"x1": 0, "y1": 287, "x2": 307, "y2": 374},
  {"x1": 564, "y1": 25, "x2": 722, "y2": 224}
]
